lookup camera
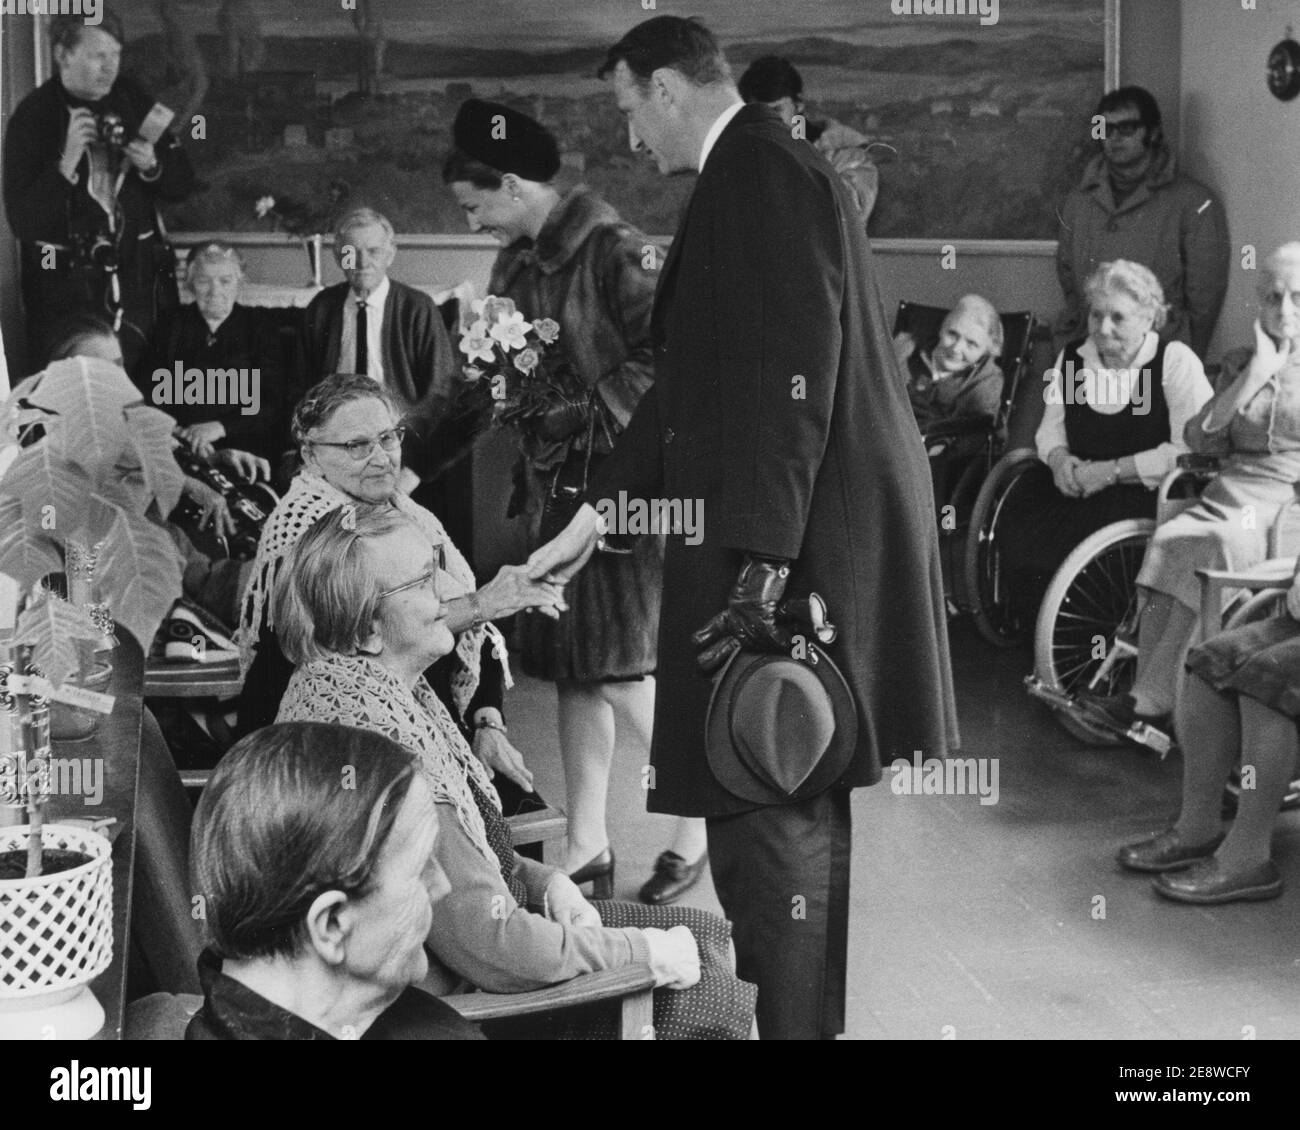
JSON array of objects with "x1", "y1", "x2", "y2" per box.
[
  {"x1": 95, "y1": 111, "x2": 127, "y2": 150},
  {"x1": 69, "y1": 233, "x2": 119, "y2": 273}
]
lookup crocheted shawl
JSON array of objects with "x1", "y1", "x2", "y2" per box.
[
  {"x1": 237, "y1": 470, "x2": 511, "y2": 719},
  {"x1": 277, "y1": 652, "x2": 500, "y2": 865}
]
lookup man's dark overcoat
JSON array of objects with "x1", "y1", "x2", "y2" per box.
[{"x1": 589, "y1": 103, "x2": 960, "y2": 818}]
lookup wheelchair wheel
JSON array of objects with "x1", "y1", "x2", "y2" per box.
[
  {"x1": 964, "y1": 448, "x2": 1040, "y2": 648},
  {"x1": 1033, "y1": 518, "x2": 1155, "y2": 745}
]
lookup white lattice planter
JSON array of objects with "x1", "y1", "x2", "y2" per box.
[{"x1": 0, "y1": 825, "x2": 113, "y2": 1040}]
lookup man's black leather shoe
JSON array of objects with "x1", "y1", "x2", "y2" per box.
[{"x1": 638, "y1": 851, "x2": 708, "y2": 905}]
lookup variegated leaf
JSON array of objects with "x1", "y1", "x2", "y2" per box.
[
  {"x1": 94, "y1": 500, "x2": 183, "y2": 653},
  {"x1": 123, "y1": 403, "x2": 186, "y2": 515},
  {"x1": 0, "y1": 497, "x2": 61, "y2": 591},
  {"x1": 14, "y1": 595, "x2": 102, "y2": 689},
  {"x1": 23, "y1": 358, "x2": 140, "y2": 479},
  {"x1": 0, "y1": 444, "x2": 91, "y2": 545}
]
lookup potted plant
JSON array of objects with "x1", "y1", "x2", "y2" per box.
[
  {"x1": 0, "y1": 355, "x2": 186, "y2": 696},
  {"x1": 0, "y1": 356, "x2": 183, "y2": 1037}
]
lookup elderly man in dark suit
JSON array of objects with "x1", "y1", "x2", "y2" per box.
[
  {"x1": 528, "y1": 16, "x2": 959, "y2": 1040},
  {"x1": 301, "y1": 207, "x2": 457, "y2": 491}
]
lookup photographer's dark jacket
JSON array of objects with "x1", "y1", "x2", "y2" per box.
[{"x1": 2, "y1": 76, "x2": 193, "y2": 286}]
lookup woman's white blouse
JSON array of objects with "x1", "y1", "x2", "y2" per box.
[{"x1": 1035, "y1": 333, "x2": 1214, "y2": 487}]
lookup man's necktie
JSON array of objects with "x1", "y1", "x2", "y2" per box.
[{"x1": 355, "y1": 300, "x2": 369, "y2": 376}]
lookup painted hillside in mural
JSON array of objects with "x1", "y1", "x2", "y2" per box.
[{"x1": 116, "y1": 0, "x2": 1107, "y2": 238}]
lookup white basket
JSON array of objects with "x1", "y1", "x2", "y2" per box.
[{"x1": 0, "y1": 824, "x2": 114, "y2": 998}]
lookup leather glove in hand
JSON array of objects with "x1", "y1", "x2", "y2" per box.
[
  {"x1": 539, "y1": 400, "x2": 588, "y2": 442},
  {"x1": 692, "y1": 555, "x2": 792, "y2": 674}
]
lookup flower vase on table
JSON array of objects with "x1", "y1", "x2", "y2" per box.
[{"x1": 48, "y1": 542, "x2": 116, "y2": 743}]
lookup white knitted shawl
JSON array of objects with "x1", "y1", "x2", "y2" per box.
[
  {"x1": 277, "y1": 652, "x2": 499, "y2": 864},
  {"x1": 237, "y1": 470, "x2": 511, "y2": 719}
]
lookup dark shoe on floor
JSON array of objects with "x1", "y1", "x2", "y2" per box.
[
  {"x1": 1117, "y1": 827, "x2": 1225, "y2": 873},
  {"x1": 1153, "y1": 858, "x2": 1283, "y2": 904},
  {"x1": 568, "y1": 848, "x2": 615, "y2": 899},
  {"x1": 1079, "y1": 691, "x2": 1170, "y2": 734},
  {"x1": 638, "y1": 850, "x2": 708, "y2": 905}
]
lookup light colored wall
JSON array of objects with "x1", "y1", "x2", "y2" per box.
[{"x1": 1178, "y1": 0, "x2": 1297, "y2": 356}]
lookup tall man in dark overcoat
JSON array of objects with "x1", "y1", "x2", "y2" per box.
[{"x1": 528, "y1": 16, "x2": 960, "y2": 1040}]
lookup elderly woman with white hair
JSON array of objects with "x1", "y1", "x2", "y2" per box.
[
  {"x1": 135, "y1": 240, "x2": 285, "y2": 463},
  {"x1": 997, "y1": 260, "x2": 1212, "y2": 622},
  {"x1": 1086, "y1": 245, "x2": 1300, "y2": 745}
]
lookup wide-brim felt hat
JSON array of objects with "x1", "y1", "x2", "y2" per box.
[{"x1": 704, "y1": 643, "x2": 858, "y2": 805}]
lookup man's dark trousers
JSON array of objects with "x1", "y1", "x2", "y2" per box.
[{"x1": 707, "y1": 788, "x2": 852, "y2": 1040}]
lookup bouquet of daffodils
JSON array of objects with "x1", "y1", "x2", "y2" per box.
[{"x1": 457, "y1": 295, "x2": 576, "y2": 430}]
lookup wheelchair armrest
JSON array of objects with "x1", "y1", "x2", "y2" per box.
[
  {"x1": 442, "y1": 966, "x2": 657, "y2": 1038},
  {"x1": 1196, "y1": 559, "x2": 1297, "y2": 637},
  {"x1": 921, "y1": 413, "x2": 996, "y2": 443},
  {"x1": 1158, "y1": 456, "x2": 1221, "y2": 510},
  {"x1": 1176, "y1": 453, "x2": 1222, "y2": 472}
]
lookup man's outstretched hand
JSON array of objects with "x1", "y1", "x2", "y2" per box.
[
  {"x1": 692, "y1": 555, "x2": 792, "y2": 674},
  {"x1": 526, "y1": 503, "x2": 602, "y2": 586}
]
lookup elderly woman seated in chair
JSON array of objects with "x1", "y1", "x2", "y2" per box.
[
  {"x1": 1117, "y1": 561, "x2": 1300, "y2": 904},
  {"x1": 135, "y1": 241, "x2": 286, "y2": 465},
  {"x1": 894, "y1": 294, "x2": 1005, "y2": 502},
  {"x1": 187, "y1": 720, "x2": 481, "y2": 1040},
  {"x1": 238, "y1": 373, "x2": 558, "y2": 805},
  {"x1": 1084, "y1": 244, "x2": 1300, "y2": 735},
  {"x1": 999, "y1": 260, "x2": 1211, "y2": 618},
  {"x1": 271, "y1": 506, "x2": 756, "y2": 1039}
]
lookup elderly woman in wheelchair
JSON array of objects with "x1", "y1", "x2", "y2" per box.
[
  {"x1": 1082, "y1": 244, "x2": 1300, "y2": 737},
  {"x1": 975, "y1": 261, "x2": 1211, "y2": 644},
  {"x1": 1115, "y1": 560, "x2": 1300, "y2": 903}
]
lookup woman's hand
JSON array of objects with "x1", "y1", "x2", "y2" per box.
[
  {"x1": 544, "y1": 873, "x2": 602, "y2": 927},
  {"x1": 1252, "y1": 318, "x2": 1292, "y2": 381},
  {"x1": 1073, "y1": 460, "x2": 1117, "y2": 498},
  {"x1": 471, "y1": 716, "x2": 535, "y2": 793},
  {"x1": 892, "y1": 331, "x2": 915, "y2": 371},
  {"x1": 478, "y1": 563, "x2": 566, "y2": 620},
  {"x1": 179, "y1": 421, "x2": 226, "y2": 462},
  {"x1": 1046, "y1": 447, "x2": 1084, "y2": 498},
  {"x1": 641, "y1": 925, "x2": 702, "y2": 990},
  {"x1": 210, "y1": 447, "x2": 269, "y2": 482},
  {"x1": 182, "y1": 475, "x2": 235, "y2": 539}
]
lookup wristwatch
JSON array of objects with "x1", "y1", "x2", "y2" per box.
[{"x1": 474, "y1": 716, "x2": 507, "y2": 735}]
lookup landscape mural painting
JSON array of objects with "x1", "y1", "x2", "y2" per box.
[{"x1": 114, "y1": 0, "x2": 1109, "y2": 239}]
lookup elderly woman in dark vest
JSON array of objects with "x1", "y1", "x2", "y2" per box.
[
  {"x1": 441, "y1": 100, "x2": 706, "y2": 905},
  {"x1": 998, "y1": 260, "x2": 1212, "y2": 624}
]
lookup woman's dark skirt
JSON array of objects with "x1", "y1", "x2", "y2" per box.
[
  {"x1": 996, "y1": 463, "x2": 1157, "y2": 621},
  {"x1": 1186, "y1": 615, "x2": 1300, "y2": 718}
]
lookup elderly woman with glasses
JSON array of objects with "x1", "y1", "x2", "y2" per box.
[
  {"x1": 273, "y1": 507, "x2": 756, "y2": 1038},
  {"x1": 237, "y1": 373, "x2": 562, "y2": 797},
  {"x1": 187, "y1": 720, "x2": 482, "y2": 1040},
  {"x1": 135, "y1": 241, "x2": 285, "y2": 463}
]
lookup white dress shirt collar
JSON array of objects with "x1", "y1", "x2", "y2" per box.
[
  {"x1": 699, "y1": 100, "x2": 746, "y2": 172},
  {"x1": 352, "y1": 274, "x2": 390, "y2": 311}
]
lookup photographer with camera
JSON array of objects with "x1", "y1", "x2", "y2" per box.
[{"x1": 3, "y1": 11, "x2": 194, "y2": 372}]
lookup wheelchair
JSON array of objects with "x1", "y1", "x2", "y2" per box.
[
  {"x1": 1018, "y1": 455, "x2": 1300, "y2": 746},
  {"x1": 892, "y1": 301, "x2": 1037, "y2": 609}
]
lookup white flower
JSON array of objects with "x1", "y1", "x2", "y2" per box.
[
  {"x1": 254, "y1": 195, "x2": 276, "y2": 218},
  {"x1": 489, "y1": 310, "x2": 533, "y2": 352}
]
